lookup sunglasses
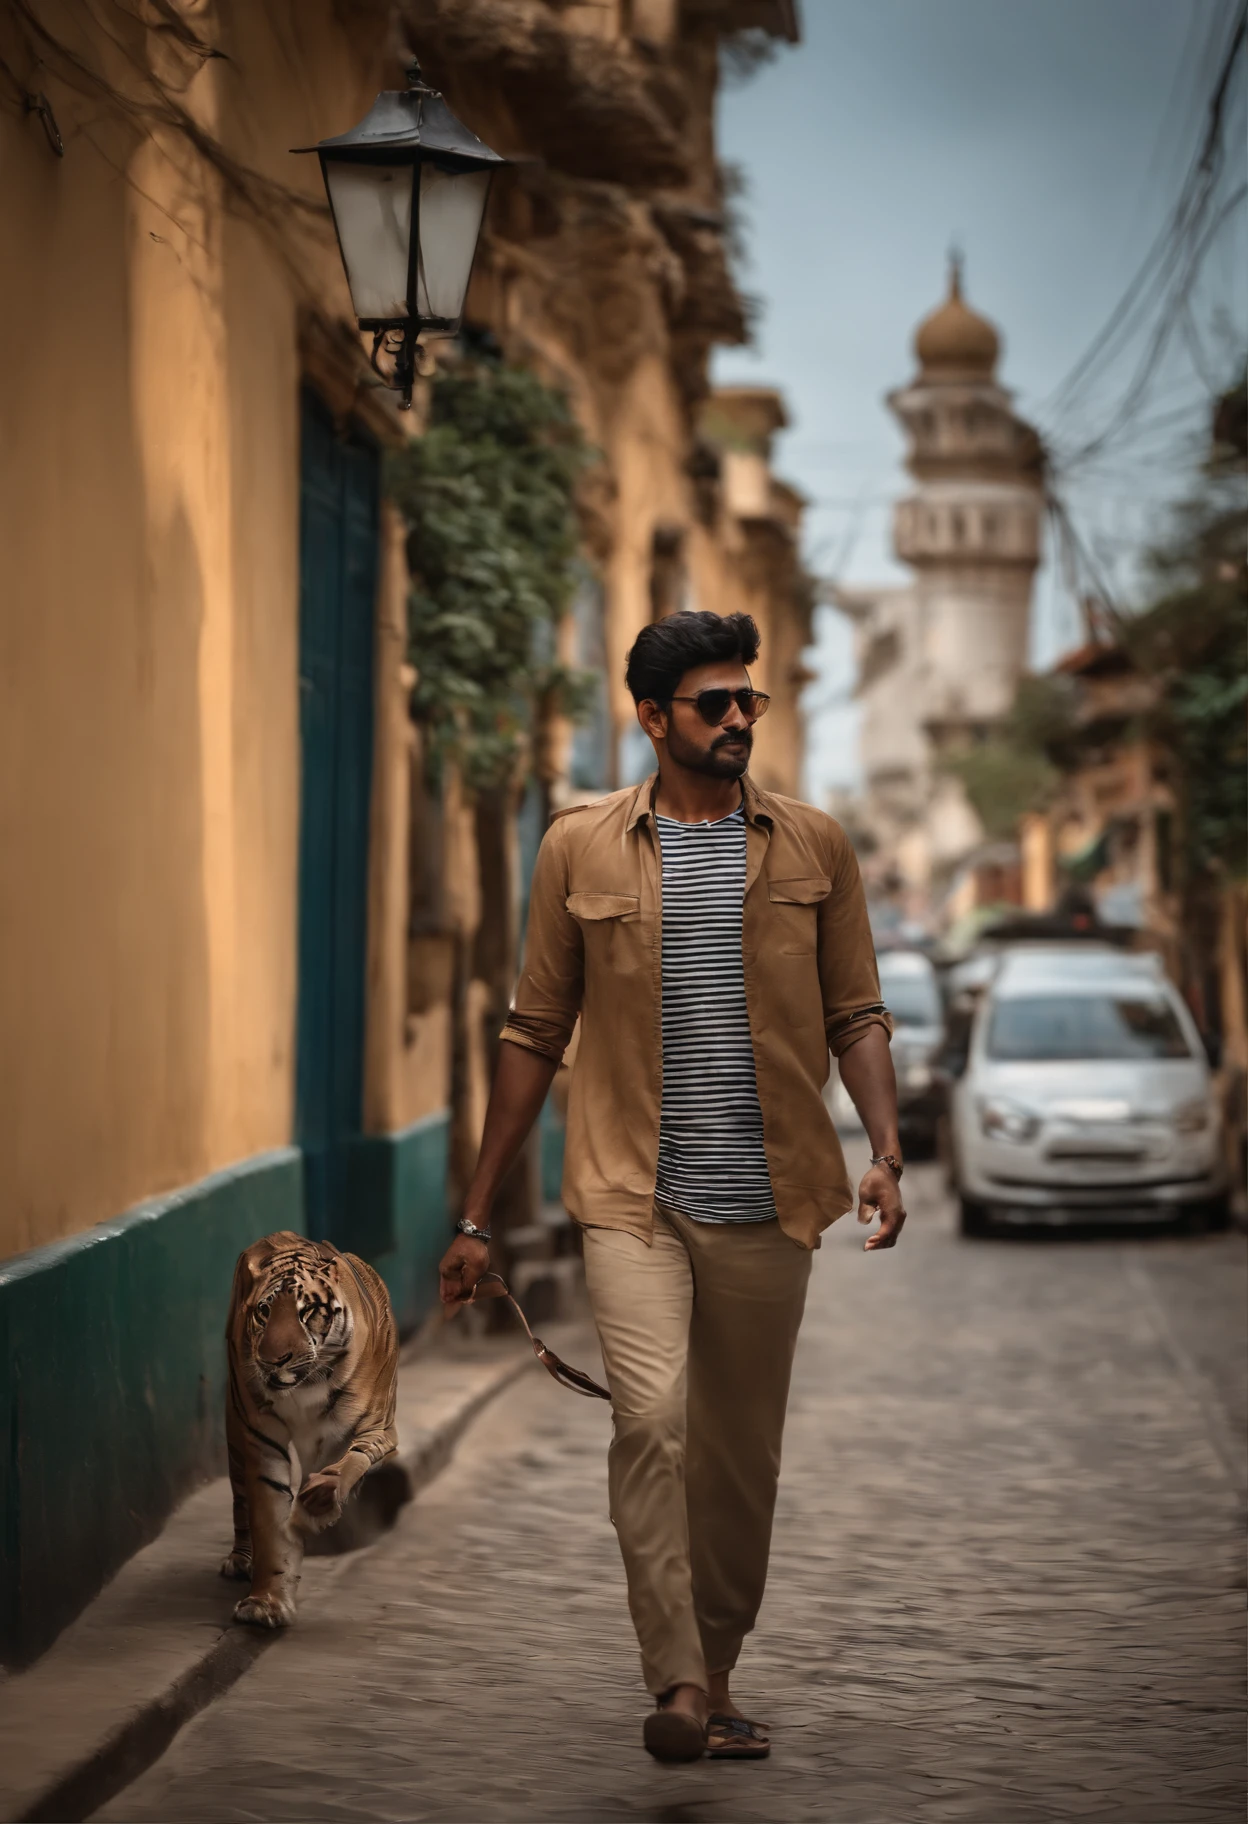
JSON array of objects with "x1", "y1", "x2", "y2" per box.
[
  {"x1": 667, "y1": 688, "x2": 770, "y2": 727},
  {"x1": 467, "y1": 1272, "x2": 611, "y2": 1401}
]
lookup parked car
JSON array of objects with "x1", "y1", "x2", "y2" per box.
[
  {"x1": 879, "y1": 949, "x2": 945, "y2": 1153},
  {"x1": 946, "y1": 945, "x2": 1227, "y2": 1235},
  {"x1": 827, "y1": 949, "x2": 944, "y2": 1148}
]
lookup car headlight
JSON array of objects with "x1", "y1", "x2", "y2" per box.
[
  {"x1": 1173, "y1": 1098, "x2": 1211, "y2": 1134},
  {"x1": 977, "y1": 1096, "x2": 1041, "y2": 1143}
]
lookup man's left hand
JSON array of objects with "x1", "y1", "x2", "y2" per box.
[{"x1": 857, "y1": 1163, "x2": 907, "y2": 1251}]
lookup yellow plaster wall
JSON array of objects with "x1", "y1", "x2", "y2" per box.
[
  {"x1": 600, "y1": 353, "x2": 698, "y2": 739},
  {"x1": 364, "y1": 506, "x2": 454, "y2": 1134},
  {"x1": 0, "y1": 4, "x2": 400, "y2": 1260},
  {"x1": 688, "y1": 519, "x2": 810, "y2": 801}
]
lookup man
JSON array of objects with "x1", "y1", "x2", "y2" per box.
[{"x1": 439, "y1": 610, "x2": 906, "y2": 1763}]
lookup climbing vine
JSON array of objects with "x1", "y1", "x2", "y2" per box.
[{"x1": 387, "y1": 354, "x2": 596, "y2": 791}]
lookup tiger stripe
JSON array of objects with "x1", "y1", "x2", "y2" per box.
[{"x1": 221, "y1": 1229, "x2": 399, "y2": 1629}]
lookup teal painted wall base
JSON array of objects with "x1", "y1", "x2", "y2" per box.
[
  {"x1": 352, "y1": 1110, "x2": 452, "y2": 1333},
  {"x1": 0, "y1": 1149, "x2": 303, "y2": 1668},
  {"x1": 0, "y1": 1114, "x2": 450, "y2": 1668}
]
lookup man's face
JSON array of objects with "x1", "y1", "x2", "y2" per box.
[{"x1": 641, "y1": 660, "x2": 755, "y2": 780}]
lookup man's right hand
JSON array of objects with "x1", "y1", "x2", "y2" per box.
[{"x1": 438, "y1": 1234, "x2": 491, "y2": 1311}]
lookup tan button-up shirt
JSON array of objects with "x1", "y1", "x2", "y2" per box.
[{"x1": 500, "y1": 773, "x2": 891, "y2": 1250}]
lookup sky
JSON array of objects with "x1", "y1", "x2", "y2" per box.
[{"x1": 713, "y1": 0, "x2": 1247, "y2": 802}]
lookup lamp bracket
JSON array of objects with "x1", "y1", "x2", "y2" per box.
[{"x1": 369, "y1": 326, "x2": 417, "y2": 411}]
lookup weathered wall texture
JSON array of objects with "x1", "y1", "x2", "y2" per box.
[
  {"x1": 362, "y1": 504, "x2": 455, "y2": 1138},
  {"x1": 413, "y1": 0, "x2": 804, "y2": 797},
  {"x1": 0, "y1": 1, "x2": 398, "y2": 1261},
  {"x1": 398, "y1": 0, "x2": 807, "y2": 1204},
  {"x1": 0, "y1": 0, "x2": 809, "y2": 1264},
  {"x1": 694, "y1": 388, "x2": 813, "y2": 798},
  {"x1": 1, "y1": 0, "x2": 808, "y2": 1657}
]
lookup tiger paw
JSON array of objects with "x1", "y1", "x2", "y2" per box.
[
  {"x1": 296, "y1": 1469, "x2": 344, "y2": 1531},
  {"x1": 233, "y1": 1590, "x2": 296, "y2": 1629},
  {"x1": 219, "y1": 1549, "x2": 252, "y2": 1582}
]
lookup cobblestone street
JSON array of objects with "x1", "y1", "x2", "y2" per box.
[{"x1": 104, "y1": 1160, "x2": 1247, "y2": 1824}]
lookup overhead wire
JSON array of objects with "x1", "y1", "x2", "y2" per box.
[
  {"x1": 1038, "y1": 0, "x2": 1247, "y2": 626},
  {"x1": 1057, "y1": 182, "x2": 1247, "y2": 470},
  {"x1": 1043, "y1": 1, "x2": 1245, "y2": 452}
]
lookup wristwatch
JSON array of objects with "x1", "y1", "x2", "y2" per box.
[
  {"x1": 456, "y1": 1216, "x2": 492, "y2": 1242},
  {"x1": 870, "y1": 1153, "x2": 904, "y2": 1181}
]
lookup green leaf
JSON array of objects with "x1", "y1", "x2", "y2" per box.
[{"x1": 388, "y1": 353, "x2": 599, "y2": 789}]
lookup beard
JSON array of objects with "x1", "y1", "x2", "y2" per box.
[{"x1": 665, "y1": 721, "x2": 753, "y2": 779}]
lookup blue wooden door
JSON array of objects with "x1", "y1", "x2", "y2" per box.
[{"x1": 296, "y1": 390, "x2": 379, "y2": 1243}]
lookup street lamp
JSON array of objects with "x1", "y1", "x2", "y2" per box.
[{"x1": 295, "y1": 60, "x2": 505, "y2": 409}]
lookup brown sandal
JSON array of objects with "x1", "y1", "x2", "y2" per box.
[
  {"x1": 643, "y1": 1706, "x2": 707, "y2": 1763},
  {"x1": 706, "y1": 1712, "x2": 770, "y2": 1759}
]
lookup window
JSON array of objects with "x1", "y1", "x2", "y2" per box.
[
  {"x1": 987, "y1": 994, "x2": 1192, "y2": 1062},
  {"x1": 882, "y1": 974, "x2": 942, "y2": 1028}
]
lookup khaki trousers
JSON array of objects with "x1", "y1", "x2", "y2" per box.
[{"x1": 582, "y1": 1208, "x2": 812, "y2": 1697}]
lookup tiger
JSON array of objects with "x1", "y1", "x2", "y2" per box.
[{"x1": 220, "y1": 1230, "x2": 399, "y2": 1628}]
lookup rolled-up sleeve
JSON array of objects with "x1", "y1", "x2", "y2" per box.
[
  {"x1": 817, "y1": 820, "x2": 894, "y2": 1058},
  {"x1": 500, "y1": 818, "x2": 584, "y2": 1063}
]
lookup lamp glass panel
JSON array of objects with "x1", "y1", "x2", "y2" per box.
[
  {"x1": 415, "y1": 165, "x2": 490, "y2": 325},
  {"x1": 323, "y1": 160, "x2": 413, "y2": 320}
]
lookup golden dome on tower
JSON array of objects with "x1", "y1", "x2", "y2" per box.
[{"x1": 914, "y1": 255, "x2": 1000, "y2": 377}]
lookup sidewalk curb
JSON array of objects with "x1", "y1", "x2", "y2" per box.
[
  {"x1": 399, "y1": 1347, "x2": 531, "y2": 1498},
  {"x1": 20, "y1": 1628, "x2": 272, "y2": 1824},
  {"x1": 11, "y1": 1346, "x2": 532, "y2": 1824}
]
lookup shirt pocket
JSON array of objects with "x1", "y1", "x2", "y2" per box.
[
  {"x1": 566, "y1": 892, "x2": 641, "y2": 924},
  {"x1": 767, "y1": 876, "x2": 830, "y2": 956},
  {"x1": 566, "y1": 891, "x2": 643, "y2": 978}
]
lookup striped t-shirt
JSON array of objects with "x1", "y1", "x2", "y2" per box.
[{"x1": 654, "y1": 804, "x2": 776, "y2": 1223}]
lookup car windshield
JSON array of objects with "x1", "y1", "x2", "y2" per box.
[
  {"x1": 882, "y1": 974, "x2": 942, "y2": 1028},
  {"x1": 987, "y1": 993, "x2": 1193, "y2": 1062}
]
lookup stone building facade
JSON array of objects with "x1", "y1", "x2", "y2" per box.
[
  {"x1": 416, "y1": 0, "x2": 803, "y2": 795},
  {"x1": 416, "y1": 2, "x2": 809, "y2": 1208},
  {"x1": 834, "y1": 261, "x2": 1044, "y2": 925},
  {"x1": 694, "y1": 386, "x2": 813, "y2": 798}
]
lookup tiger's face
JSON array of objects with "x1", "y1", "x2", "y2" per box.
[{"x1": 246, "y1": 1252, "x2": 353, "y2": 1391}]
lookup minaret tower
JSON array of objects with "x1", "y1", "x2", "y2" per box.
[{"x1": 888, "y1": 256, "x2": 1043, "y2": 754}]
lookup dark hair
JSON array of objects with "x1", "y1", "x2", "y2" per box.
[{"x1": 624, "y1": 611, "x2": 761, "y2": 706}]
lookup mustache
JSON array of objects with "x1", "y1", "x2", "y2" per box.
[{"x1": 712, "y1": 728, "x2": 752, "y2": 750}]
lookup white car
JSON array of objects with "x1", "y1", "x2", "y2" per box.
[{"x1": 948, "y1": 945, "x2": 1226, "y2": 1235}]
